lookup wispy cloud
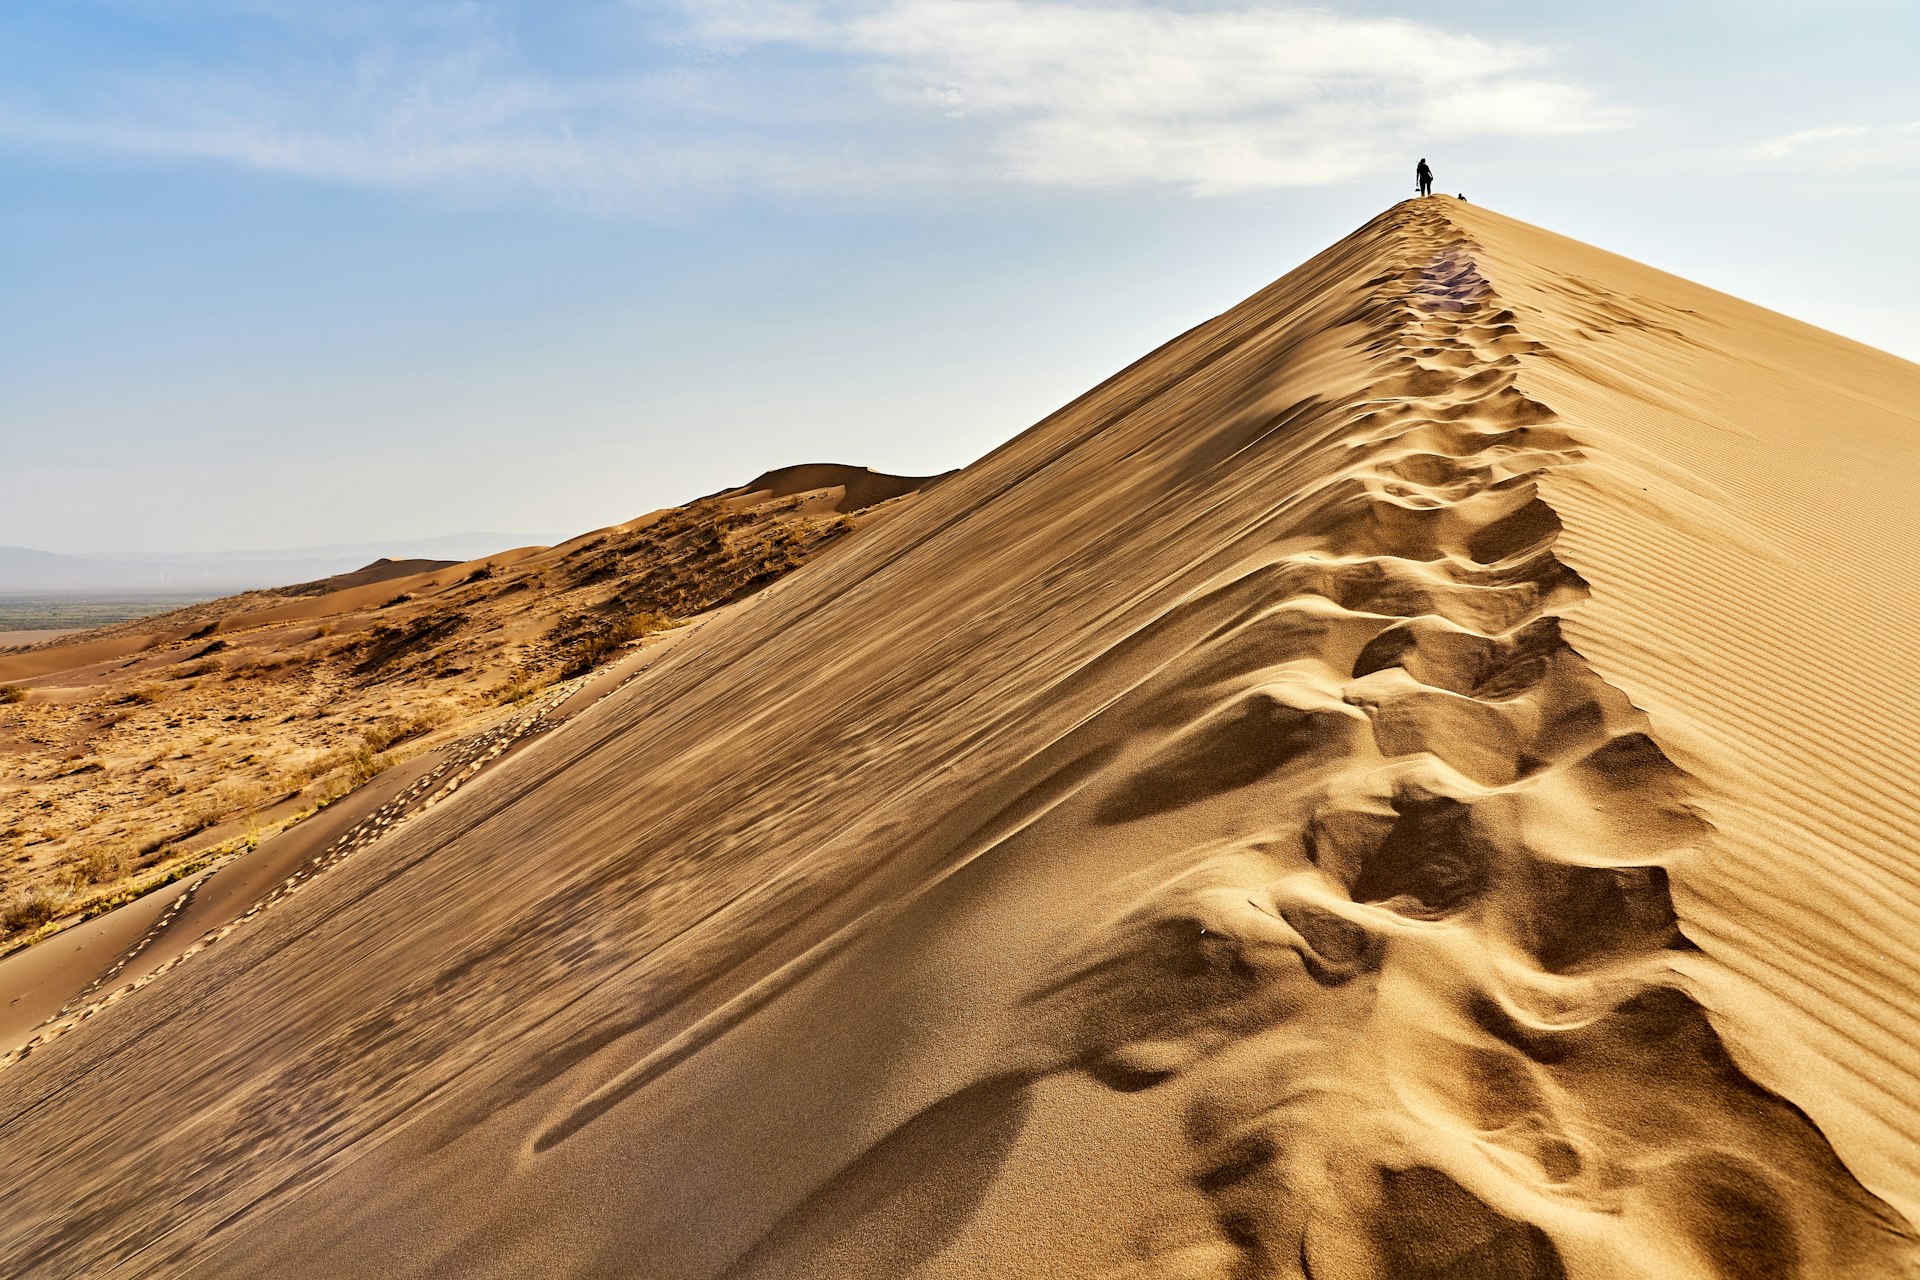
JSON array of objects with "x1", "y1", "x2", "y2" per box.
[
  {"x1": 0, "y1": 1, "x2": 1628, "y2": 206},
  {"x1": 693, "y1": 1, "x2": 1628, "y2": 193},
  {"x1": 1751, "y1": 124, "x2": 1869, "y2": 159}
]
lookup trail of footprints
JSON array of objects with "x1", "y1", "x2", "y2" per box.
[
  {"x1": 1037, "y1": 205, "x2": 1914, "y2": 1278},
  {"x1": 4, "y1": 209, "x2": 1910, "y2": 1275},
  {"x1": 3, "y1": 658, "x2": 659, "y2": 1070}
]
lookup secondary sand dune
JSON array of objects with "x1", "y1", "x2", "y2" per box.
[
  {"x1": 0, "y1": 629, "x2": 83, "y2": 649},
  {"x1": 0, "y1": 631, "x2": 176, "y2": 682},
  {"x1": 278, "y1": 557, "x2": 461, "y2": 597},
  {"x1": 714, "y1": 463, "x2": 953, "y2": 514},
  {"x1": 1, "y1": 200, "x2": 1916, "y2": 1278}
]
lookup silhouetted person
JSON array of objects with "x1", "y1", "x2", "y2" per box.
[{"x1": 1416, "y1": 158, "x2": 1433, "y2": 197}]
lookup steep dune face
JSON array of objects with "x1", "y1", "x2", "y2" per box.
[
  {"x1": 1451, "y1": 202, "x2": 1920, "y2": 1229},
  {"x1": 1, "y1": 202, "x2": 1915, "y2": 1279}
]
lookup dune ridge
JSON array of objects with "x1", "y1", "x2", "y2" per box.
[
  {"x1": 679, "y1": 200, "x2": 1915, "y2": 1277},
  {"x1": 0, "y1": 201, "x2": 1915, "y2": 1278},
  {"x1": 1458, "y1": 206, "x2": 1920, "y2": 1230}
]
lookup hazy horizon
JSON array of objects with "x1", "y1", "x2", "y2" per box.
[
  {"x1": 5, "y1": 2, "x2": 1917, "y2": 554},
  {"x1": 0, "y1": 533, "x2": 561, "y2": 559}
]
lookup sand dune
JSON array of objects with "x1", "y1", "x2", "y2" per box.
[
  {"x1": 714, "y1": 463, "x2": 954, "y2": 514},
  {"x1": 278, "y1": 557, "x2": 463, "y2": 596},
  {"x1": 2, "y1": 200, "x2": 1917, "y2": 1278}
]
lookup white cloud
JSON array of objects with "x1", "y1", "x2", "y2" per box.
[
  {"x1": 1751, "y1": 124, "x2": 1869, "y2": 159},
  {"x1": 704, "y1": 1, "x2": 1628, "y2": 192},
  {"x1": 0, "y1": 1, "x2": 1627, "y2": 205}
]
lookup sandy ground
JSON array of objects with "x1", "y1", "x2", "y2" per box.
[
  {"x1": 0, "y1": 201, "x2": 1915, "y2": 1278},
  {"x1": 0, "y1": 871, "x2": 196, "y2": 1050},
  {"x1": 0, "y1": 614, "x2": 706, "y2": 1069},
  {"x1": 0, "y1": 629, "x2": 84, "y2": 649}
]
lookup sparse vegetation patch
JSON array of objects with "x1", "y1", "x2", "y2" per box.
[{"x1": 0, "y1": 466, "x2": 928, "y2": 947}]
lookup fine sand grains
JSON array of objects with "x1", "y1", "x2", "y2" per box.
[
  {"x1": 1455, "y1": 200, "x2": 1920, "y2": 1231},
  {"x1": 692, "y1": 203, "x2": 1916, "y2": 1279},
  {"x1": 0, "y1": 202, "x2": 1915, "y2": 1279}
]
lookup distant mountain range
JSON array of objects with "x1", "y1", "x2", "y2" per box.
[{"x1": 0, "y1": 535, "x2": 559, "y2": 594}]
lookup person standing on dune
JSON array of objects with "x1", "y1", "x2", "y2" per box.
[{"x1": 1416, "y1": 158, "x2": 1434, "y2": 197}]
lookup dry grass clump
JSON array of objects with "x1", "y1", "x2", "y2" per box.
[
  {"x1": 170, "y1": 776, "x2": 275, "y2": 839},
  {"x1": 492, "y1": 672, "x2": 554, "y2": 707},
  {"x1": 2, "y1": 884, "x2": 69, "y2": 934},
  {"x1": 0, "y1": 684, "x2": 25, "y2": 704},
  {"x1": 554, "y1": 611, "x2": 672, "y2": 679},
  {"x1": 72, "y1": 842, "x2": 130, "y2": 886},
  {"x1": 361, "y1": 705, "x2": 455, "y2": 752},
  {"x1": 270, "y1": 703, "x2": 462, "y2": 800}
]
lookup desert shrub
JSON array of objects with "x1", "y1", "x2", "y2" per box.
[
  {"x1": 462, "y1": 564, "x2": 495, "y2": 584},
  {"x1": 555, "y1": 611, "x2": 670, "y2": 678},
  {"x1": 2, "y1": 885, "x2": 69, "y2": 933},
  {"x1": 569, "y1": 552, "x2": 624, "y2": 587},
  {"x1": 223, "y1": 778, "x2": 268, "y2": 809},
  {"x1": 176, "y1": 776, "x2": 271, "y2": 838},
  {"x1": 74, "y1": 843, "x2": 129, "y2": 885},
  {"x1": 0, "y1": 684, "x2": 24, "y2": 704},
  {"x1": 180, "y1": 800, "x2": 222, "y2": 837},
  {"x1": 359, "y1": 705, "x2": 455, "y2": 755},
  {"x1": 342, "y1": 743, "x2": 386, "y2": 786},
  {"x1": 305, "y1": 709, "x2": 451, "y2": 797},
  {"x1": 493, "y1": 672, "x2": 551, "y2": 707}
]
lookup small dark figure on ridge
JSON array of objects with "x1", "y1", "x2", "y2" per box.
[{"x1": 1416, "y1": 158, "x2": 1434, "y2": 197}]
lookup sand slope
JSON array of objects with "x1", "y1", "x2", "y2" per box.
[{"x1": 1, "y1": 201, "x2": 1916, "y2": 1278}]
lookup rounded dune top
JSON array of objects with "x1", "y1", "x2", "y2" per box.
[{"x1": 717, "y1": 463, "x2": 953, "y2": 514}]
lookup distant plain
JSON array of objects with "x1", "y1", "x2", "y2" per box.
[{"x1": 0, "y1": 594, "x2": 217, "y2": 635}]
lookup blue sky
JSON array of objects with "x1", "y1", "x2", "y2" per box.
[{"x1": 4, "y1": 1, "x2": 1917, "y2": 553}]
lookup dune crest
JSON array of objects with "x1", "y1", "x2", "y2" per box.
[
  {"x1": 0, "y1": 201, "x2": 1916, "y2": 1278},
  {"x1": 698, "y1": 202, "x2": 1913, "y2": 1278}
]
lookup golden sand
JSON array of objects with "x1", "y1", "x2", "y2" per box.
[{"x1": 1, "y1": 200, "x2": 1914, "y2": 1278}]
